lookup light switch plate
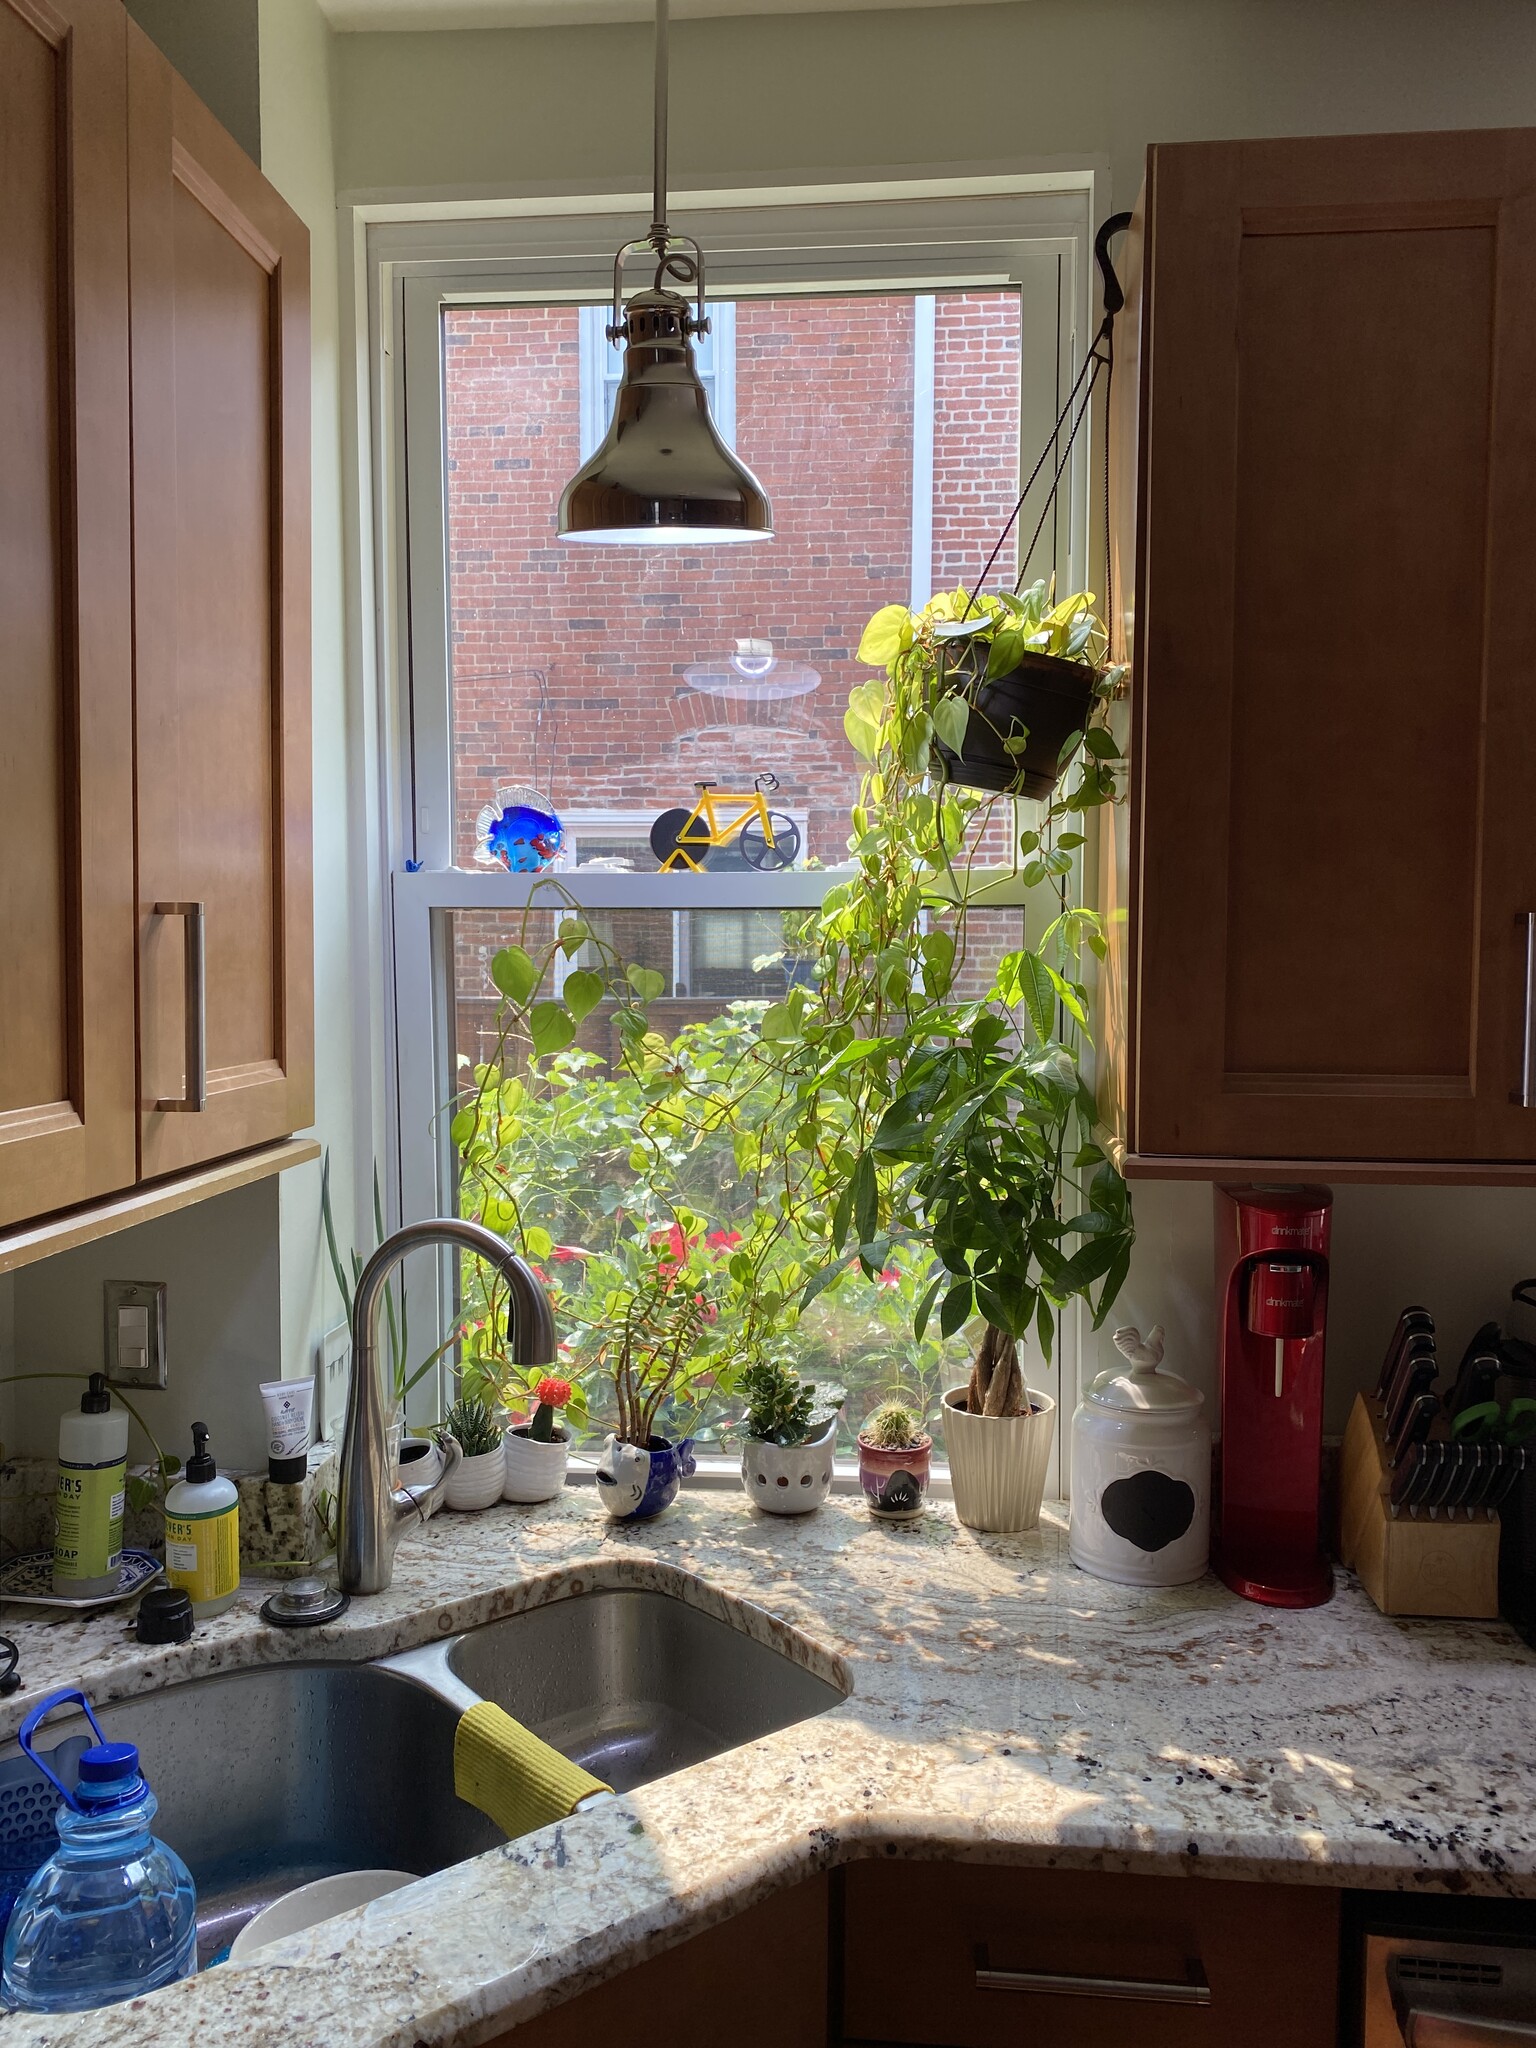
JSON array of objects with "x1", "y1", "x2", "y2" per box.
[
  {"x1": 104, "y1": 1281, "x2": 168, "y2": 1389},
  {"x1": 317, "y1": 1322, "x2": 351, "y2": 1442}
]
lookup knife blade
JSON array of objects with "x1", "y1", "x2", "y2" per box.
[
  {"x1": 1383, "y1": 1332, "x2": 1437, "y2": 1423},
  {"x1": 1376, "y1": 1307, "x2": 1435, "y2": 1399},
  {"x1": 1387, "y1": 1358, "x2": 1440, "y2": 1448},
  {"x1": 1388, "y1": 1392, "x2": 1440, "y2": 1467}
]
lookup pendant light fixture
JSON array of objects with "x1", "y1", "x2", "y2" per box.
[{"x1": 557, "y1": 0, "x2": 772, "y2": 545}]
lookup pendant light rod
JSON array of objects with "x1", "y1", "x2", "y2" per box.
[{"x1": 651, "y1": 0, "x2": 670, "y2": 243}]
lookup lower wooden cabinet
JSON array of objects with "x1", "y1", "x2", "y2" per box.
[
  {"x1": 480, "y1": 1876, "x2": 829, "y2": 2048},
  {"x1": 840, "y1": 1861, "x2": 1339, "y2": 2048}
]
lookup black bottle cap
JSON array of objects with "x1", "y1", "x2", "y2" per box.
[
  {"x1": 268, "y1": 1453, "x2": 306, "y2": 1485},
  {"x1": 185, "y1": 1421, "x2": 216, "y2": 1485},
  {"x1": 81, "y1": 1373, "x2": 111, "y2": 1415},
  {"x1": 136, "y1": 1587, "x2": 194, "y2": 1644}
]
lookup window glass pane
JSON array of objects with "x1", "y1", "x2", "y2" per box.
[{"x1": 443, "y1": 290, "x2": 1023, "y2": 871}]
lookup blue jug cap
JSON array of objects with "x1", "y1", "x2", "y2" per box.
[{"x1": 78, "y1": 1741, "x2": 140, "y2": 1786}]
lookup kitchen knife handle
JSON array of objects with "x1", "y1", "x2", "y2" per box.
[
  {"x1": 1515, "y1": 910, "x2": 1536, "y2": 1107},
  {"x1": 153, "y1": 901, "x2": 207, "y2": 1113}
]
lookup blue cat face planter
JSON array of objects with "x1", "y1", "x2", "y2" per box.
[{"x1": 595, "y1": 1434, "x2": 697, "y2": 1522}]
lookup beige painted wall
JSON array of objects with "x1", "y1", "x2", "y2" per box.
[
  {"x1": 125, "y1": 0, "x2": 262, "y2": 160},
  {"x1": 333, "y1": 0, "x2": 1536, "y2": 208}
]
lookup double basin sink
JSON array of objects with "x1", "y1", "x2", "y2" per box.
[{"x1": 6, "y1": 1587, "x2": 847, "y2": 1966}]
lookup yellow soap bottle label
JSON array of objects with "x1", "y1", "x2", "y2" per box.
[
  {"x1": 165, "y1": 1503, "x2": 239, "y2": 1606},
  {"x1": 54, "y1": 1457, "x2": 128, "y2": 1582}
]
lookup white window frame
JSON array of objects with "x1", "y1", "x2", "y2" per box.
[{"x1": 364, "y1": 173, "x2": 1103, "y2": 1479}]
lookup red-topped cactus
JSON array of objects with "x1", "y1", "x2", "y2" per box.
[{"x1": 529, "y1": 1377, "x2": 572, "y2": 1443}]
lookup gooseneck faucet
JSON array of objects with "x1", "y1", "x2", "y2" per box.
[{"x1": 337, "y1": 1217, "x2": 558, "y2": 1595}]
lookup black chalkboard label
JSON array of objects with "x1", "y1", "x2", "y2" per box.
[{"x1": 1101, "y1": 1469, "x2": 1195, "y2": 1553}]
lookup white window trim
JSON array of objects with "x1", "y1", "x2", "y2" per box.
[{"x1": 365, "y1": 172, "x2": 1104, "y2": 1477}]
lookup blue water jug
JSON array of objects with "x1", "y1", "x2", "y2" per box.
[{"x1": 1, "y1": 1688, "x2": 197, "y2": 2013}]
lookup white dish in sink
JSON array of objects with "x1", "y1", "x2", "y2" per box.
[{"x1": 229, "y1": 1868, "x2": 417, "y2": 1959}]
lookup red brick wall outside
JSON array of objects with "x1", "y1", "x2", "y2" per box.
[{"x1": 443, "y1": 290, "x2": 1024, "y2": 1064}]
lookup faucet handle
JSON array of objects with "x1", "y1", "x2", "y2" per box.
[{"x1": 395, "y1": 1434, "x2": 463, "y2": 1529}]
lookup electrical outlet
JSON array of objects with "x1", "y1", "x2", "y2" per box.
[
  {"x1": 104, "y1": 1281, "x2": 168, "y2": 1389},
  {"x1": 317, "y1": 1323, "x2": 351, "y2": 1442}
]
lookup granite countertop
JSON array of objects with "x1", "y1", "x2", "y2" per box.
[{"x1": 1, "y1": 1486, "x2": 1533, "y2": 2046}]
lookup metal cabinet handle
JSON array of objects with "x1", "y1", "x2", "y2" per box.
[
  {"x1": 1515, "y1": 912, "x2": 1536, "y2": 1109},
  {"x1": 976, "y1": 1962, "x2": 1211, "y2": 2006},
  {"x1": 153, "y1": 902, "x2": 206, "y2": 1113}
]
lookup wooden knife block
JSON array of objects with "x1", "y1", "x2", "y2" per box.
[{"x1": 1339, "y1": 1393, "x2": 1502, "y2": 1618}]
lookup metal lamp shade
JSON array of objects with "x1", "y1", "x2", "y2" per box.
[{"x1": 558, "y1": 290, "x2": 772, "y2": 545}]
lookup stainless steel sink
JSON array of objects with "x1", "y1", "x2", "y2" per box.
[
  {"x1": 2, "y1": 1585, "x2": 845, "y2": 1964},
  {"x1": 388, "y1": 1585, "x2": 847, "y2": 1791},
  {"x1": 6, "y1": 1664, "x2": 502, "y2": 1967}
]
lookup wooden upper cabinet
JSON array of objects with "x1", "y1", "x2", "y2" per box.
[
  {"x1": 0, "y1": 0, "x2": 138, "y2": 1228},
  {"x1": 1109, "y1": 129, "x2": 1536, "y2": 1180},
  {"x1": 128, "y1": 27, "x2": 313, "y2": 1177}
]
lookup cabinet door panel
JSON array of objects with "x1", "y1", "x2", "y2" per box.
[
  {"x1": 841, "y1": 1861, "x2": 1337, "y2": 2048},
  {"x1": 129, "y1": 29, "x2": 313, "y2": 1175},
  {"x1": 0, "y1": 0, "x2": 136, "y2": 1225},
  {"x1": 1127, "y1": 131, "x2": 1536, "y2": 1174}
]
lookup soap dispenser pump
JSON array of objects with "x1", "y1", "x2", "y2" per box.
[{"x1": 163, "y1": 1422, "x2": 240, "y2": 1618}]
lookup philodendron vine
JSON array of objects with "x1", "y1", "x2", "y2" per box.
[{"x1": 451, "y1": 580, "x2": 1135, "y2": 1443}]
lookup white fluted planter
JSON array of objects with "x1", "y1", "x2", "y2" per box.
[
  {"x1": 443, "y1": 1445, "x2": 507, "y2": 1511},
  {"x1": 503, "y1": 1426, "x2": 570, "y2": 1503},
  {"x1": 942, "y1": 1385, "x2": 1055, "y2": 1533}
]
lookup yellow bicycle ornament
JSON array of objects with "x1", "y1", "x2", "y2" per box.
[{"x1": 649, "y1": 774, "x2": 802, "y2": 873}]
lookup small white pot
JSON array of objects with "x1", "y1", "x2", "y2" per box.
[
  {"x1": 396, "y1": 1436, "x2": 443, "y2": 1492},
  {"x1": 503, "y1": 1425, "x2": 570, "y2": 1503},
  {"x1": 741, "y1": 1417, "x2": 837, "y2": 1515},
  {"x1": 443, "y1": 1444, "x2": 506, "y2": 1511},
  {"x1": 942, "y1": 1385, "x2": 1056, "y2": 1533}
]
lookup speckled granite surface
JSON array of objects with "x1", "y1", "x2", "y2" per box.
[{"x1": 1, "y1": 1486, "x2": 1533, "y2": 2046}]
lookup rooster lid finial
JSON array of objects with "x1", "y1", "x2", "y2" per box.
[{"x1": 1111, "y1": 1323, "x2": 1166, "y2": 1372}]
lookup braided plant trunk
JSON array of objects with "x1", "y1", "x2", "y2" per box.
[{"x1": 966, "y1": 1321, "x2": 1027, "y2": 1416}]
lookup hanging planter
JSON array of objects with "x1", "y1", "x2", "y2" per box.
[{"x1": 933, "y1": 640, "x2": 1098, "y2": 801}]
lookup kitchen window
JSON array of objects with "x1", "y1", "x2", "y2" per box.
[{"x1": 374, "y1": 176, "x2": 1099, "y2": 1469}]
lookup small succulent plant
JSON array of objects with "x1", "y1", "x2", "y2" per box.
[
  {"x1": 863, "y1": 1399, "x2": 923, "y2": 1450},
  {"x1": 741, "y1": 1358, "x2": 819, "y2": 1447},
  {"x1": 436, "y1": 1394, "x2": 504, "y2": 1460},
  {"x1": 528, "y1": 1375, "x2": 572, "y2": 1443}
]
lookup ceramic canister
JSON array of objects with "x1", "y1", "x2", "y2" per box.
[{"x1": 1069, "y1": 1324, "x2": 1210, "y2": 1587}]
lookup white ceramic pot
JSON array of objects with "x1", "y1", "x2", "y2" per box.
[
  {"x1": 503, "y1": 1425, "x2": 570, "y2": 1503},
  {"x1": 1068, "y1": 1324, "x2": 1210, "y2": 1587},
  {"x1": 443, "y1": 1444, "x2": 507, "y2": 1511},
  {"x1": 741, "y1": 1416, "x2": 837, "y2": 1515},
  {"x1": 396, "y1": 1436, "x2": 443, "y2": 1492},
  {"x1": 942, "y1": 1386, "x2": 1056, "y2": 1533}
]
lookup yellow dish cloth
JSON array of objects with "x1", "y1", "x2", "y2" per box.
[{"x1": 453, "y1": 1699, "x2": 613, "y2": 1840}]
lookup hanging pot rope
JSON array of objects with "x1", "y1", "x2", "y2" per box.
[{"x1": 961, "y1": 212, "x2": 1134, "y2": 623}]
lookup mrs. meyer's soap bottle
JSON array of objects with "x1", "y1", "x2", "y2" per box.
[
  {"x1": 163, "y1": 1423, "x2": 240, "y2": 1618},
  {"x1": 53, "y1": 1375, "x2": 128, "y2": 1599}
]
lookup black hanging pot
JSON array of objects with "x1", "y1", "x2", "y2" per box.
[{"x1": 932, "y1": 644, "x2": 1097, "y2": 800}]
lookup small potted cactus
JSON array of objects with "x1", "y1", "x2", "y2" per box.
[
  {"x1": 739, "y1": 1359, "x2": 840, "y2": 1517},
  {"x1": 503, "y1": 1375, "x2": 575, "y2": 1504},
  {"x1": 437, "y1": 1395, "x2": 507, "y2": 1511},
  {"x1": 857, "y1": 1398, "x2": 933, "y2": 1522}
]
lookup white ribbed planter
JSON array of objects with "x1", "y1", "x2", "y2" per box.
[
  {"x1": 503, "y1": 1426, "x2": 570, "y2": 1503},
  {"x1": 443, "y1": 1445, "x2": 507, "y2": 1511},
  {"x1": 942, "y1": 1385, "x2": 1055, "y2": 1533}
]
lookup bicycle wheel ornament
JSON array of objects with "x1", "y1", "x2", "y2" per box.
[
  {"x1": 650, "y1": 807, "x2": 696, "y2": 868},
  {"x1": 740, "y1": 811, "x2": 801, "y2": 871},
  {"x1": 474, "y1": 785, "x2": 564, "y2": 873}
]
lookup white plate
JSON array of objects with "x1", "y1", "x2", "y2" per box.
[{"x1": 229, "y1": 1868, "x2": 417, "y2": 1959}]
